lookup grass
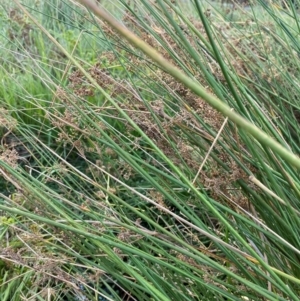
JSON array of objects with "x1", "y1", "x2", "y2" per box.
[{"x1": 0, "y1": 0, "x2": 300, "y2": 300}]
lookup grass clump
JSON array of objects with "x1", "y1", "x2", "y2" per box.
[{"x1": 0, "y1": 0, "x2": 300, "y2": 300}]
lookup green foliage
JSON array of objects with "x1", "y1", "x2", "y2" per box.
[{"x1": 0, "y1": 0, "x2": 300, "y2": 300}]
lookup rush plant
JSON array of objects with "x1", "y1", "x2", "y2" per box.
[{"x1": 0, "y1": 0, "x2": 300, "y2": 300}]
